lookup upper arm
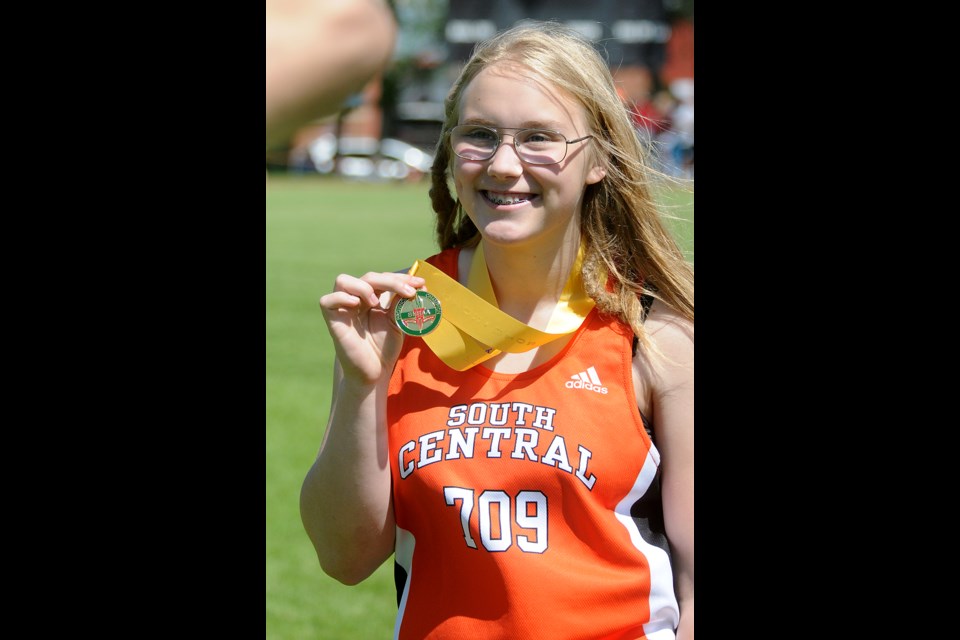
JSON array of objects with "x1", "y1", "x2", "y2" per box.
[{"x1": 634, "y1": 303, "x2": 694, "y2": 604}]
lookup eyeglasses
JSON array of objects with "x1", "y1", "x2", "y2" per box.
[{"x1": 447, "y1": 125, "x2": 594, "y2": 165}]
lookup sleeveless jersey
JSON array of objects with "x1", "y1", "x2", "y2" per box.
[{"x1": 387, "y1": 248, "x2": 679, "y2": 640}]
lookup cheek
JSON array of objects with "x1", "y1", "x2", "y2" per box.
[{"x1": 453, "y1": 158, "x2": 481, "y2": 196}]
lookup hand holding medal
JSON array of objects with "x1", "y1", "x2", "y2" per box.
[{"x1": 318, "y1": 270, "x2": 426, "y2": 384}]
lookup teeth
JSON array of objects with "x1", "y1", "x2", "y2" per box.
[{"x1": 487, "y1": 192, "x2": 529, "y2": 205}]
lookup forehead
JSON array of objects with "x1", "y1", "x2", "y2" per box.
[{"x1": 458, "y1": 62, "x2": 586, "y2": 131}]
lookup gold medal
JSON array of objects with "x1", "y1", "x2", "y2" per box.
[
  {"x1": 394, "y1": 290, "x2": 442, "y2": 336},
  {"x1": 405, "y1": 244, "x2": 594, "y2": 370}
]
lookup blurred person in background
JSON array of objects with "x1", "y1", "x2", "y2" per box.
[
  {"x1": 667, "y1": 79, "x2": 694, "y2": 178},
  {"x1": 266, "y1": 0, "x2": 397, "y2": 150},
  {"x1": 645, "y1": 82, "x2": 693, "y2": 180},
  {"x1": 301, "y1": 21, "x2": 694, "y2": 640}
]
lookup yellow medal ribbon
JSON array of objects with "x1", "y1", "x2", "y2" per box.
[{"x1": 407, "y1": 244, "x2": 595, "y2": 371}]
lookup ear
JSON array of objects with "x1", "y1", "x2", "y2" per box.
[{"x1": 585, "y1": 164, "x2": 606, "y2": 185}]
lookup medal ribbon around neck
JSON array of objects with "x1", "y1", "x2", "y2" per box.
[{"x1": 405, "y1": 243, "x2": 595, "y2": 371}]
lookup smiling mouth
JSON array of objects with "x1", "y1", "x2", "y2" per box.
[{"x1": 482, "y1": 190, "x2": 535, "y2": 205}]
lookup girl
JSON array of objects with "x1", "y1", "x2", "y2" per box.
[{"x1": 302, "y1": 21, "x2": 694, "y2": 640}]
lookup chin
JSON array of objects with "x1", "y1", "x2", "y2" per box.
[{"x1": 475, "y1": 225, "x2": 539, "y2": 247}]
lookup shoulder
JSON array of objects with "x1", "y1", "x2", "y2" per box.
[
  {"x1": 644, "y1": 300, "x2": 694, "y2": 369},
  {"x1": 632, "y1": 300, "x2": 693, "y2": 412}
]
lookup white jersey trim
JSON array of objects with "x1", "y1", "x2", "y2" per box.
[
  {"x1": 393, "y1": 526, "x2": 416, "y2": 640},
  {"x1": 613, "y1": 446, "x2": 679, "y2": 638}
]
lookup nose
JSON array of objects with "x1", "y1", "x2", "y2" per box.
[{"x1": 486, "y1": 133, "x2": 523, "y2": 178}]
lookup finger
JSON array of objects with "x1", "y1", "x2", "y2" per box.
[
  {"x1": 376, "y1": 272, "x2": 427, "y2": 310},
  {"x1": 356, "y1": 271, "x2": 425, "y2": 306},
  {"x1": 378, "y1": 290, "x2": 395, "y2": 311},
  {"x1": 360, "y1": 271, "x2": 425, "y2": 292},
  {"x1": 384, "y1": 266, "x2": 419, "y2": 310},
  {"x1": 318, "y1": 290, "x2": 364, "y2": 312},
  {"x1": 332, "y1": 273, "x2": 381, "y2": 307},
  {"x1": 328, "y1": 271, "x2": 426, "y2": 311}
]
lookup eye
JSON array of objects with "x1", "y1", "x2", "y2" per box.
[
  {"x1": 519, "y1": 129, "x2": 563, "y2": 145},
  {"x1": 461, "y1": 126, "x2": 498, "y2": 142}
]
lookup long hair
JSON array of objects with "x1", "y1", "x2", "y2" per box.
[{"x1": 428, "y1": 21, "x2": 694, "y2": 353}]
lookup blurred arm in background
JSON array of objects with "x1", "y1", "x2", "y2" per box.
[{"x1": 266, "y1": 0, "x2": 397, "y2": 149}]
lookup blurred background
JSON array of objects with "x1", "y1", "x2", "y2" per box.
[
  {"x1": 266, "y1": 3, "x2": 693, "y2": 638},
  {"x1": 266, "y1": 0, "x2": 694, "y2": 182}
]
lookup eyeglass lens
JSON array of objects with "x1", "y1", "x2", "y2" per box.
[{"x1": 450, "y1": 126, "x2": 570, "y2": 165}]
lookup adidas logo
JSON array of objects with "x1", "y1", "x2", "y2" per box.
[{"x1": 565, "y1": 366, "x2": 608, "y2": 394}]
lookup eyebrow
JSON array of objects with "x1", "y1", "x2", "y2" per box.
[{"x1": 459, "y1": 118, "x2": 567, "y2": 131}]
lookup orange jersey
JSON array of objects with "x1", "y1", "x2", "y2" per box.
[{"x1": 387, "y1": 248, "x2": 679, "y2": 639}]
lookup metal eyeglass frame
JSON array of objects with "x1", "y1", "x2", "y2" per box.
[{"x1": 447, "y1": 125, "x2": 594, "y2": 165}]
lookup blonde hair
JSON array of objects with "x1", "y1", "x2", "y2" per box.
[{"x1": 428, "y1": 21, "x2": 694, "y2": 353}]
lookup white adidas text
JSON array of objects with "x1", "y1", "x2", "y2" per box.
[{"x1": 565, "y1": 366, "x2": 608, "y2": 394}]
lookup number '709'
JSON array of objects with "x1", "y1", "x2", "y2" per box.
[{"x1": 443, "y1": 487, "x2": 548, "y2": 553}]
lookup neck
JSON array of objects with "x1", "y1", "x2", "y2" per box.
[{"x1": 479, "y1": 234, "x2": 582, "y2": 325}]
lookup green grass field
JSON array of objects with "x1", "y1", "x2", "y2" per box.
[{"x1": 265, "y1": 174, "x2": 693, "y2": 639}]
